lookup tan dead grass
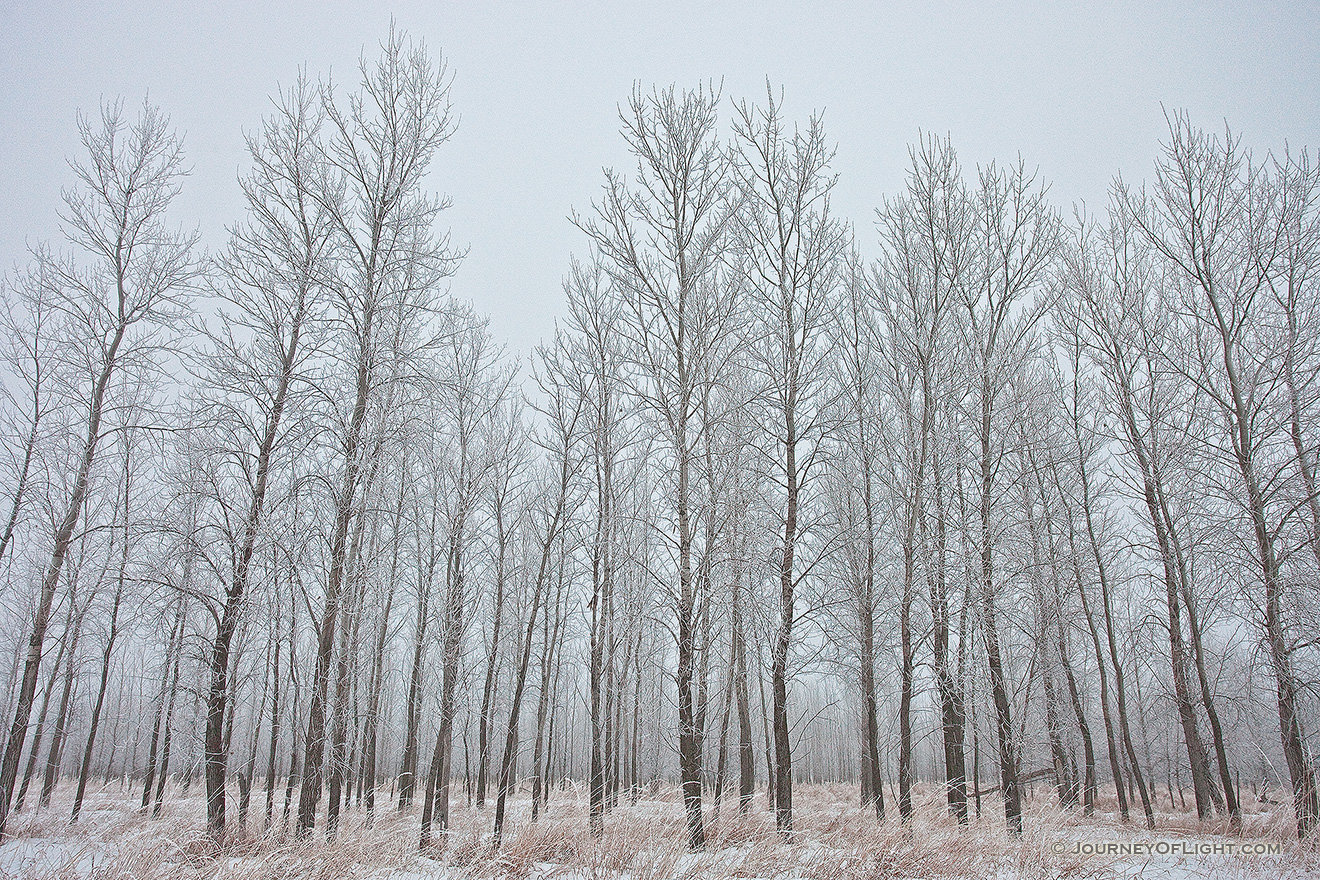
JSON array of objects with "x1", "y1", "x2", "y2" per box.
[{"x1": 1, "y1": 780, "x2": 1315, "y2": 880}]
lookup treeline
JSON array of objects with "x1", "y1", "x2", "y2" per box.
[{"x1": 0, "y1": 28, "x2": 1318, "y2": 852}]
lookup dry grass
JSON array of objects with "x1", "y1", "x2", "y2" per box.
[{"x1": 2, "y1": 780, "x2": 1316, "y2": 879}]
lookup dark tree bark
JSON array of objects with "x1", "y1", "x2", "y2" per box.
[
  {"x1": 264, "y1": 600, "x2": 283, "y2": 826},
  {"x1": 0, "y1": 102, "x2": 193, "y2": 841},
  {"x1": 476, "y1": 465, "x2": 512, "y2": 809},
  {"x1": 493, "y1": 406, "x2": 577, "y2": 847},
  {"x1": 929, "y1": 451, "x2": 967, "y2": 823},
  {"x1": 39, "y1": 565, "x2": 98, "y2": 810},
  {"x1": 71, "y1": 484, "x2": 129, "y2": 822}
]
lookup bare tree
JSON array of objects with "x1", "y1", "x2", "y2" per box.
[
  {"x1": 0, "y1": 99, "x2": 196, "y2": 840},
  {"x1": 831, "y1": 256, "x2": 887, "y2": 819},
  {"x1": 419, "y1": 313, "x2": 511, "y2": 844},
  {"x1": 578, "y1": 84, "x2": 733, "y2": 852},
  {"x1": 70, "y1": 422, "x2": 140, "y2": 822},
  {"x1": 1126, "y1": 113, "x2": 1313, "y2": 835},
  {"x1": 491, "y1": 333, "x2": 585, "y2": 847},
  {"x1": 194, "y1": 76, "x2": 329, "y2": 842},
  {"x1": 557, "y1": 257, "x2": 631, "y2": 838},
  {"x1": 730, "y1": 86, "x2": 845, "y2": 835},
  {"x1": 959, "y1": 157, "x2": 1060, "y2": 835},
  {"x1": 295, "y1": 27, "x2": 458, "y2": 837},
  {"x1": 1057, "y1": 211, "x2": 1165, "y2": 828},
  {"x1": 874, "y1": 134, "x2": 976, "y2": 824},
  {"x1": 475, "y1": 400, "x2": 529, "y2": 809}
]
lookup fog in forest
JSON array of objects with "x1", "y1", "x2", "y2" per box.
[{"x1": 1, "y1": 9, "x2": 1319, "y2": 880}]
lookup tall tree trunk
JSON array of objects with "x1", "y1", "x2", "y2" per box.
[
  {"x1": 16, "y1": 588, "x2": 78, "y2": 813},
  {"x1": 153, "y1": 599, "x2": 187, "y2": 817},
  {"x1": 40, "y1": 572, "x2": 95, "y2": 810},
  {"x1": 978, "y1": 388, "x2": 1021, "y2": 834},
  {"x1": 141, "y1": 598, "x2": 183, "y2": 812},
  {"x1": 419, "y1": 508, "x2": 473, "y2": 847},
  {"x1": 1074, "y1": 414, "x2": 1154, "y2": 828},
  {"x1": 588, "y1": 440, "x2": 612, "y2": 837},
  {"x1": 898, "y1": 545, "x2": 916, "y2": 822},
  {"x1": 732, "y1": 561, "x2": 755, "y2": 815},
  {"x1": 772, "y1": 416, "x2": 799, "y2": 836},
  {"x1": 399, "y1": 503, "x2": 439, "y2": 810},
  {"x1": 204, "y1": 308, "x2": 302, "y2": 841},
  {"x1": 0, "y1": 320, "x2": 128, "y2": 841},
  {"x1": 1054, "y1": 458, "x2": 1127, "y2": 819},
  {"x1": 493, "y1": 465, "x2": 570, "y2": 847},
  {"x1": 361, "y1": 511, "x2": 399, "y2": 823},
  {"x1": 857, "y1": 477, "x2": 885, "y2": 821},
  {"x1": 929, "y1": 454, "x2": 967, "y2": 823},
  {"x1": 675, "y1": 425, "x2": 706, "y2": 851},
  {"x1": 629, "y1": 630, "x2": 644, "y2": 803},
  {"x1": 71, "y1": 558, "x2": 126, "y2": 821},
  {"x1": 71, "y1": 439, "x2": 129, "y2": 823},
  {"x1": 1178, "y1": 550, "x2": 1239, "y2": 825},
  {"x1": 264, "y1": 603, "x2": 283, "y2": 826},
  {"x1": 326, "y1": 511, "x2": 371, "y2": 838},
  {"x1": 398, "y1": 572, "x2": 430, "y2": 809},
  {"x1": 531, "y1": 568, "x2": 565, "y2": 823},
  {"x1": 476, "y1": 494, "x2": 509, "y2": 810},
  {"x1": 1054, "y1": 586, "x2": 1096, "y2": 814},
  {"x1": 759, "y1": 639, "x2": 775, "y2": 812},
  {"x1": 296, "y1": 352, "x2": 370, "y2": 837}
]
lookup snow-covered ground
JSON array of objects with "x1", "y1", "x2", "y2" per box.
[{"x1": 1, "y1": 782, "x2": 1315, "y2": 880}]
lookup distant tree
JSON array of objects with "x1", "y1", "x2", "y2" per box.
[
  {"x1": 295, "y1": 27, "x2": 459, "y2": 838},
  {"x1": 959, "y1": 158, "x2": 1059, "y2": 835},
  {"x1": 195, "y1": 76, "x2": 329, "y2": 842},
  {"x1": 729, "y1": 86, "x2": 845, "y2": 835},
  {"x1": 578, "y1": 84, "x2": 733, "y2": 852},
  {"x1": 0, "y1": 99, "x2": 196, "y2": 841}
]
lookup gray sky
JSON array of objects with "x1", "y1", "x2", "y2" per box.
[{"x1": 3, "y1": 1, "x2": 1317, "y2": 357}]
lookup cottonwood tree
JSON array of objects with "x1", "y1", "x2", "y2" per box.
[
  {"x1": 474, "y1": 399, "x2": 530, "y2": 809},
  {"x1": 1126, "y1": 113, "x2": 1315, "y2": 835},
  {"x1": 295, "y1": 28, "x2": 459, "y2": 838},
  {"x1": 555, "y1": 257, "x2": 633, "y2": 839},
  {"x1": 70, "y1": 415, "x2": 144, "y2": 822},
  {"x1": 0, "y1": 99, "x2": 196, "y2": 841},
  {"x1": 1015, "y1": 376, "x2": 1100, "y2": 815},
  {"x1": 1065, "y1": 198, "x2": 1234, "y2": 822},
  {"x1": 729, "y1": 87, "x2": 845, "y2": 835},
  {"x1": 1056, "y1": 211, "x2": 1164, "y2": 828},
  {"x1": 194, "y1": 77, "x2": 329, "y2": 842},
  {"x1": 959, "y1": 158, "x2": 1060, "y2": 835},
  {"x1": 694, "y1": 354, "x2": 762, "y2": 821},
  {"x1": 577, "y1": 84, "x2": 733, "y2": 852},
  {"x1": 873, "y1": 134, "x2": 975, "y2": 824},
  {"x1": 829, "y1": 255, "x2": 888, "y2": 819},
  {"x1": 419, "y1": 312, "x2": 512, "y2": 844},
  {"x1": 492, "y1": 331, "x2": 586, "y2": 847}
]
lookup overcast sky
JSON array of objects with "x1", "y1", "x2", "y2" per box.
[{"x1": 2, "y1": 1, "x2": 1317, "y2": 357}]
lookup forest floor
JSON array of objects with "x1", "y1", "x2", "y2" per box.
[{"x1": 1, "y1": 781, "x2": 1316, "y2": 880}]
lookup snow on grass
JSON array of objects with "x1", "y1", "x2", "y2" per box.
[{"x1": 1, "y1": 781, "x2": 1315, "y2": 880}]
